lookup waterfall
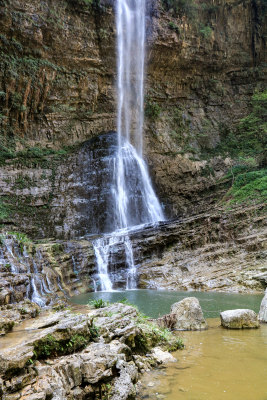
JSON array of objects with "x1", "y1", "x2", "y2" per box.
[
  {"x1": 94, "y1": 0, "x2": 164, "y2": 291},
  {"x1": 0, "y1": 236, "x2": 51, "y2": 306}
]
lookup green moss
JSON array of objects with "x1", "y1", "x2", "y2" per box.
[
  {"x1": 168, "y1": 21, "x2": 180, "y2": 32},
  {"x1": 51, "y1": 243, "x2": 64, "y2": 255},
  {"x1": 0, "y1": 144, "x2": 69, "y2": 168},
  {"x1": 33, "y1": 332, "x2": 92, "y2": 359},
  {"x1": 200, "y1": 164, "x2": 215, "y2": 177}
]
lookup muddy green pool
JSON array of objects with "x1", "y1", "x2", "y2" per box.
[{"x1": 71, "y1": 289, "x2": 267, "y2": 400}]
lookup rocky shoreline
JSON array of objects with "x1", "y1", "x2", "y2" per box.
[
  {"x1": 0, "y1": 301, "x2": 183, "y2": 400},
  {"x1": 1, "y1": 288, "x2": 267, "y2": 399}
]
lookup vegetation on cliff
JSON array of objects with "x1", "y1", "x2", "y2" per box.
[
  {"x1": 209, "y1": 90, "x2": 267, "y2": 164},
  {"x1": 222, "y1": 168, "x2": 267, "y2": 206},
  {"x1": 0, "y1": 0, "x2": 266, "y2": 232}
]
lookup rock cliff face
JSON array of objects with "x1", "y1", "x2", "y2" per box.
[
  {"x1": 134, "y1": 204, "x2": 267, "y2": 293},
  {"x1": 0, "y1": 0, "x2": 266, "y2": 234},
  {"x1": 145, "y1": 0, "x2": 267, "y2": 214},
  {"x1": 0, "y1": 0, "x2": 116, "y2": 148},
  {"x1": 0, "y1": 0, "x2": 266, "y2": 298}
]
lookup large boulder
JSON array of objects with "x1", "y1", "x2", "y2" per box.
[
  {"x1": 220, "y1": 309, "x2": 259, "y2": 329},
  {"x1": 170, "y1": 297, "x2": 208, "y2": 331},
  {"x1": 258, "y1": 289, "x2": 267, "y2": 323}
]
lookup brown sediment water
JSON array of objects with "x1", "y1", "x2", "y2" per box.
[{"x1": 141, "y1": 319, "x2": 267, "y2": 400}]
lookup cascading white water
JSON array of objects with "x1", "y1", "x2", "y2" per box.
[
  {"x1": 0, "y1": 237, "x2": 51, "y2": 306},
  {"x1": 94, "y1": 0, "x2": 164, "y2": 291}
]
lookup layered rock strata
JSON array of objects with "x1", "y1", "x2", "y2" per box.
[
  {"x1": 134, "y1": 204, "x2": 267, "y2": 293},
  {"x1": 0, "y1": 202, "x2": 266, "y2": 309}
]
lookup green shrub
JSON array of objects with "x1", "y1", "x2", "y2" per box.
[
  {"x1": 145, "y1": 99, "x2": 161, "y2": 120},
  {"x1": 0, "y1": 200, "x2": 12, "y2": 221},
  {"x1": 237, "y1": 90, "x2": 267, "y2": 158},
  {"x1": 223, "y1": 169, "x2": 267, "y2": 205},
  {"x1": 199, "y1": 25, "x2": 212, "y2": 39}
]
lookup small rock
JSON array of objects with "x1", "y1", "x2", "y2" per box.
[
  {"x1": 220, "y1": 309, "x2": 259, "y2": 329},
  {"x1": 151, "y1": 347, "x2": 176, "y2": 364},
  {"x1": 0, "y1": 318, "x2": 15, "y2": 336},
  {"x1": 258, "y1": 289, "x2": 267, "y2": 323},
  {"x1": 170, "y1": 297, "x2": 208, "y2": 331}
]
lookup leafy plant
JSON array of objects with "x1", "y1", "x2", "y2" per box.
[
  {"x1": 89, "y1": 298, "x2": 109, "y2": 309},
  {"x1": 7, "y1": 231, "x2": 31, "y2": 244}
]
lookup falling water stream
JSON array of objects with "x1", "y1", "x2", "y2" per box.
[
  {"x1": 0, "y1": 237, "x2": 50, "y2": 307},
  {"x1": 93, "y1": 0, "x2": 164, "y2": 291}
]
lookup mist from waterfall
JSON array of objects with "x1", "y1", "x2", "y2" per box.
[{"x1": 93, "y1": 0, "x2": 164, "y2": 291}]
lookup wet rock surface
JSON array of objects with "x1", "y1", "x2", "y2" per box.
[
  {"x1": 0, "y1": 303, "x2": 181, "y2": 399},
  {"x1": 0, "y1": 300, "x2": 40, "y2": 336},
  {"x1": 0, "y1": 233, "x2": 97, "y2": 307},
  {"x1": 0, "y1": 203, "x2": 266, "y2": 307},
  {"x1": 258, "y1": 289, "x2": 267, "y2": 323},
  {"x1": 220, "y1": 309, "x2": 259, "y2": 329}
]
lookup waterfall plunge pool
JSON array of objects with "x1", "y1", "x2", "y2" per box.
[
  {"x1": 70, "y1": 289, "x2": 263, "y2": 319},
  {"x1": 140, "y1": 317, "x2": 267, "y2": 400},
  {"x1": 70, "y1": 290, "x2": 267, "y2": 399}
]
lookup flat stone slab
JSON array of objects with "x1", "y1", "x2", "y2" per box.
[{"x1": 220, "y1": 309, "x2": 259, "y2": 329}]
